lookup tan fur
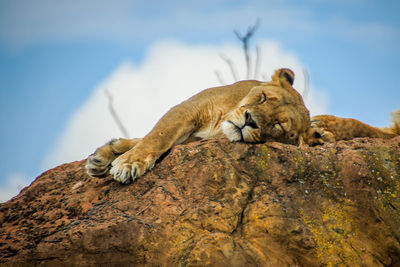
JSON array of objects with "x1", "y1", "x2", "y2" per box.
[
  {"x1": 86, "y1": 68, "x2": 312, "y2": 184},
  {"x1": 307, "y1": 110, "x2": 400, "y2": 146}
]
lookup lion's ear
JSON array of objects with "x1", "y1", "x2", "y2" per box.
[{"x1": 272, "y1": 68, "x2": 295, "y2": 87}]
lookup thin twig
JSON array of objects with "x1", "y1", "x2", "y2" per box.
[
  {"x1": 135, "y1": 204, "x2": 151, "y2": 216},
  {"x1": 105, "y1": 89, "x2": 129, "y2": 138},
  {"x1": 254, "y1": 46, "x2": 261, "y2": 80},
  {"x1": 219, "y1": 53, "x2": 239, "y2": 81}
]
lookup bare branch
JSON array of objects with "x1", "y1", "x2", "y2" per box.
[
  {"x1": 105, "y1": 89, "x2": 129, "y2": 138},
  {"x1": 302, "y1": 68, "x2": 310, "y2": 102},
  {"x1": 234, "y1": 18, "x2": 261, "y2": 79},
  {"x1": 233, "y1": 30, "x2": 243, "y2": 42},
  {"x1": 219, "y1": 53, "x2": 239, "y2": 81},
  {"x1": 235, "y1": 30, "x2": 251, "y2": 79},
  {"x1": 215, "y1": 70, "x2": 226, "y2": 85},
  {"x1": 254, "y1": 46, "x2": 261, "y2": 80}
]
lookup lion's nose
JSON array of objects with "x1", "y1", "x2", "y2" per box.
[{"x1": 244, "y1": 111, "x2": 258, "y2": 129}]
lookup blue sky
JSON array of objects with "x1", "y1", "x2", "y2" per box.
[{"x1": 1, "y1": 0, "x2": 399, "y2": 201}]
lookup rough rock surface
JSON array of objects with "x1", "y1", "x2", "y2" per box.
[{"x1": 1, "y1": 137, "x2": 400, "y2": 266}]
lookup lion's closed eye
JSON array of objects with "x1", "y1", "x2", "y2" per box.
[{"x1": 259, "y1": 93, "x2": 267, "y2": 104}]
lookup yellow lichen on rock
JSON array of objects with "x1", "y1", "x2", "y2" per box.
[{"x1": 300, "y1": 198, "x2": 359, "y2": 266}]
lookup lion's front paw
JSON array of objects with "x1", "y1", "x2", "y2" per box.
[
  {"x1": 110, "y1": 155, "x2": 148, "y2": 184},
  {"x1": 86, "y1": 151, "x2": 115, "y2": 177}
]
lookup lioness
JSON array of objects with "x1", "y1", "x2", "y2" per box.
[
  {"x1": 86, "y1": 68, "x2": 313, "y2": 184},
  {"x1": 307, "y1": 110, "x2": 400, "y2": 145}
]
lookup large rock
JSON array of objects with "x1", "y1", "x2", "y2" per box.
[{"x1": 1, "y1": 137, "x2": 400, "y2": 266}]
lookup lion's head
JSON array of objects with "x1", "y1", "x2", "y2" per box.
[{"x1": 221, "y1": 68, "x2": 311, "y2": 145}]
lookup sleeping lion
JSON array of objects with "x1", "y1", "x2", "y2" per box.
[{"x1": 86, "y1": 68, "x2": 314, "y2": 184}]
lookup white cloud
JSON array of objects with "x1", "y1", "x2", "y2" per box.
[
  {"x1": 0, "y1": 172, "x2": 30, "y2": 203},
  {"x1": 42, "y1": 39, "x2": 329, "y2": 171}
]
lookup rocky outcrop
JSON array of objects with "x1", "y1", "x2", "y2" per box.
[{"x1": 1, "y1": 137, "x2": 400, "y2": 266}]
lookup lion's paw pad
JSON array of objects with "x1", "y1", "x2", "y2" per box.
[{"x1": 86, "y1": 154, "x2": 113, "y2": 177}]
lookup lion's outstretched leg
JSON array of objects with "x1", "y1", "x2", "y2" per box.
[
  {"x1": 86, "y1": 138, "x2": 141, "y2": 177},
  {"x1": 109, "y1": 103, "x2": 197, "y2": 184},
  {"x1": 110, "y1": 126, "x2": 195, "y2": 184},
  {"x1": 309, "y1": 112, "x2": 400, "y2": 145}
]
